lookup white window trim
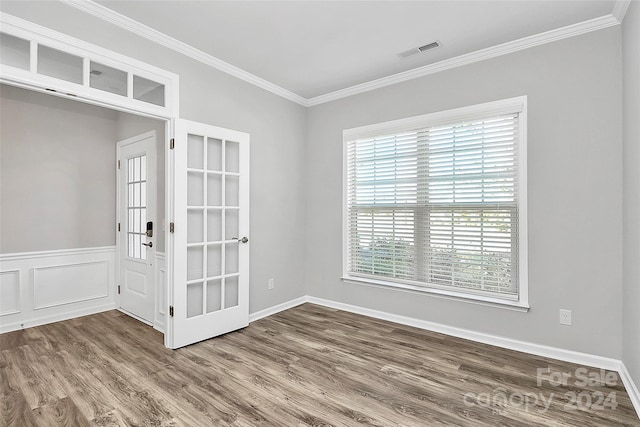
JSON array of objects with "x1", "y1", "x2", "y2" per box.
[
  {"x1": 0, "y1": 12, "x2": 179, "y2": 119},
  {"x1": 342, "y1": 96, "x2": 529, "y2": 311}
]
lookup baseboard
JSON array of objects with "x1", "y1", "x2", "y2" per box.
[
  {"x1": 248, "y1": 296, "x2": 307, "y2": 323},
  {"x1": 619, "y1": 362, "x2": 640, "y2": 417},
  {"x1": 0, "y1": 303, "x2": 116, "y2": 333},
  {"x1": 305, "y1": 296, "x2": 622, "y2": 371}
]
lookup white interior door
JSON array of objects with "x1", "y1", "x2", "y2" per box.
[
  {"x1": 169, "y1": 119, "x2": 249, "y2": 349},
  {"x1": 118, "y1": 131, "x2": 157, "y2": 324}
]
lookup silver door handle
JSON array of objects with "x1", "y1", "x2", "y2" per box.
[
  {"x1": 232, "y1": 237, "x2": 249, "y2": 244},
  {"x1": 142, "y1": 242, "x2": 153, "y2": 248}
]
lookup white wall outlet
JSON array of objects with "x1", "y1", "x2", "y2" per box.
[
  {"x1": 559, "y1": 309, "x2": 572, "y2": 326},
  {"x1": 268, "y1": 278, "x2": 274, "y2": 290}
]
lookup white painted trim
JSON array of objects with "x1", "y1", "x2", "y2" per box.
[
  {"x1": 0, "y1": 245, "x2": 116, "y2": 262},
  {"x1": 248, "y1": 296, "x2": 307, "y2": 323},
  {"x1": 619, "y1": 362, "x2": 640, "y2": 417},
  {"x1": 249, "y1": 294, "x2": 639, "y2": 419},
  {"x1": 63, "y1": 0, "x2": 307, "y2": 106},
  {"x1": 33, "y1": 260, "x2": 110, "y2": 310},
  {"x1": 306, "y1": 15, "x2": 621, "y2": 106},
  {"x1": 61, "y1": 2, "x2": 623, "y2": 108},
  {"x1": 613, "y1": 0, "x2": 632, "y2": 22},
  {"x1": 305, "y1": 296, "x2": 622, "y2": 371},
  {"x1": 0, "y1": 303, "x2": 115, "y2": 333}
]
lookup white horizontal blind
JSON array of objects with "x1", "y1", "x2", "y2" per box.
[{"x1": 347, "y1": 113, "x2": 520, "y2": 298}]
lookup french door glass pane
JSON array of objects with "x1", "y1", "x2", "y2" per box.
[
  {"x1": 133, "y1": 75, "x2": 165, "y2": 106},
  {"x1": 207, "y1": 244, "x2": 222, "y2": 278},
  {"x1": 206, "y1": 280, "x2": 222, "y2": 313},
  {"x1": 187, "y1": 210, "x2": 203, "y2": 243},
  {"x1": 187, "y1": 172, "x2": 204, "y2": 206},
  {"x1": 207, "y1": 138, "x2": 222, "y2": 171},
  {"x1": 225, "y1": 141, "x2": 240, "y2": 173},
  {"x1": 188, "y1": 134, "x2": 204, "y2": 169},
  {"x1": 187, "y1": 246, "x2": 203, "y2": 281},
  {"x1": 38, "y1": 45, "x2": 83, "y2": 84},
  {"x1": 207, "y1": 175, "x2": 222, "y2": 206},
  {"x1": 89, "y1": 61, "x2": 127, "y2": 96},
  {"x1": 225, "y1": 276, "x2": 239, "y2": 308},
  {"x1": 225, "y1": 243, "x2": 238, "y2": 274},
  {"x1": 225, "y1": 210, "x2": 239, "y2": 240},
  {"x1": 0, "y1": 33, "x2": 30, "y2": 70},
  {"x1": 207, "y1": 210, "x2": 222, "y2": 242},
  {"x1": 187, "y1": 283, "x2": 203, "y2": 318},
  {"x1": 225, "y1": 176, "x2": 239, "y2": 206}
]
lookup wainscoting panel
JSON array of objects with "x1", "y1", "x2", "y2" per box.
[
  {"x1": 0, "y1": 246, "x2": 116, "y2": 333},
  {"x1": 0, "y1": 270, "x2": 20, "y2": 316}
]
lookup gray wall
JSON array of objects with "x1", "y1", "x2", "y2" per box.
[
  {"x1": 305, "y1": 28, "x2": 623, "y2": 358},
  {"x1": 0, "y1": 84, "x2": 118, "y2": 253},
  {"x1": 0, "y1": 1, "x2": 309, "y2": 313},
  {"x1": 622, "y1": 2, "x2": 640, "y2": 387},
  {"x1": 115, "y1": 113, "x2": 166, "y2": 253}
]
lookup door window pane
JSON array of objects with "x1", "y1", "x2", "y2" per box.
[
  {"x1": 38, "y1": 45, "x2": 83, "y2": 84},
  {"x1": 89, "y1": 61, "x2": 127, "y2": 96},
  {"x1": 206, "y1": 280, "x2": 222, "y2": 313},
  {"x1": 127, "y1": 155, "x2": 147, "y2": 260},
  {"x1": 133, "y1": 75, "x2": 165, "y2": 106},
  {"x1": 225, "y1": 276, "x2": 239, "y2": 308},
  {"x1": 225, "y1": 141, "x2": 240, "y2": 173},
  {"x1": 188, "y1": 134, "x2": 204, "y2": 169},
  {"x1": 187, "y1": 282, "x2": 203, "y2": 318},
  {"x1": 0, "y1": 33, "x2": 30, "y2": 70}
]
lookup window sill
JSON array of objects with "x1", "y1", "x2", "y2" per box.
[{"x1": 341, "y1": 275, "x2": 530, "y2": 312}]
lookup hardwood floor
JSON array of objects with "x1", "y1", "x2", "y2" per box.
[{"x1": 1, "y1": 303, "x2": 638, "y2": 426}]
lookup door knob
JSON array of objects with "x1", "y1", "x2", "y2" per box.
[
  {"x1": 232, "y1": 237, "x2": 249, "y2": 244},
  {"x1": 142, "y1": 242, "x2": 153, "y2": 248}
]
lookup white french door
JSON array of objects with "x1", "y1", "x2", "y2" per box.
[
  {"x1": 117, "y1": 131, "x2": 157, "y2": 324},
  {"x1": 169, "y1": 119, "x2": 250, "y2": 349}
]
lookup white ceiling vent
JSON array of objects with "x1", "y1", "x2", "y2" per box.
[{"x1": 398, "y1": 41, "x2": 440, "y2": 59}]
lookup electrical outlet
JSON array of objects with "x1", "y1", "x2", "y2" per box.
[
  {"x1": 559, "y1": 309, "x2": 572, "y2": 326},
  {"x1": 268, "y1": 278, "x2": 274, "y2": 290}
]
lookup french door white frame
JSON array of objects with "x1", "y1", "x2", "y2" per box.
[{"x1": 1, "y1": 12, "x2": 181, "y2": 347}]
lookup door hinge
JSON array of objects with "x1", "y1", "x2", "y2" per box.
[
  {"x1": 169, "y1": 222, "x2": 175, "y2": 233},
  {"x1": 117, "y1": 285, "x2": 121, "y2": 294},
  {"x1": 169, "y1": 306, "x2": 174, "y2": 317},
  {"x1": 117, "y1": 160, "x2": 120, "y2": 169},
  {"x1": 117, "y1": 222, "x2": 121, "y2": 232},
  {"x1": 170, "y1": 138, "x2": 175, "y2": 150}
]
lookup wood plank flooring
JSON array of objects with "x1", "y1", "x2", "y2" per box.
[{"x1": 1, "y1": 303, "x2": 638, "y2": 426}]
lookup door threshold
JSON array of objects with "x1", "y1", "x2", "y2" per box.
[{"x1": 117, "y1": 308, "x2": 153, "y2": 327}]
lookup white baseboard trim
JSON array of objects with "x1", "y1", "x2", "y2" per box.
[
  {"x1": 306, "y1": 296, "x2": 621, "y2": 371},
  {"x1": 0, "y1": 303, "x2": 116, "y2": 333},
  {"x1": 619, "y1": 362, "x2": 640, "y2": 417},
  {"x1": 248, "y1": 296, "x2": 307, "y2": 323}
]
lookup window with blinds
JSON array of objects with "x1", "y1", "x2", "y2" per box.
[{"x1": 344, "y1": 97, "x2": 527, "y2": 304}]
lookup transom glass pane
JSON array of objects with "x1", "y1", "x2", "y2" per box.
[
  {"x1": 38, "y1": 45, "x2": 83, "y2": 84},
  {"x1": 0, "y1": 33, "x2": 30, "y2": 70},
  {"x1": 133, "y1": 75, "x2": 165, "y2": 106},
  {"x1": 89, "y1": 61, "x2": 127, "y2": 96}
]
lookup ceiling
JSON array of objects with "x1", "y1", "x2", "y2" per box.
[{"x1": 94, "y1": 0, "x2": 618, "y2": 100}]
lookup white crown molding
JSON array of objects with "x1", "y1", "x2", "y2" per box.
[
  {"x1": 63, "y1": 1, "x2": 622, "y2": 108},
  {"x1": 613, "y1": 0, "x2": 632, "y2": 22},
  {"x1": 62, "y1": 0, "x2": 308, "y2": 106},
  {"x1": 306, "y1": 14, "x2": 621, "y2": 106}
]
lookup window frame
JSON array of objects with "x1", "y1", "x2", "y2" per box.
[{"x1": 342, "y1": 96, "x2": 529, "y2": 311}]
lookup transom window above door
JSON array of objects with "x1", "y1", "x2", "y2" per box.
[{"x1": 0, "y1": 13, "x2": 179, "y2": 117}]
